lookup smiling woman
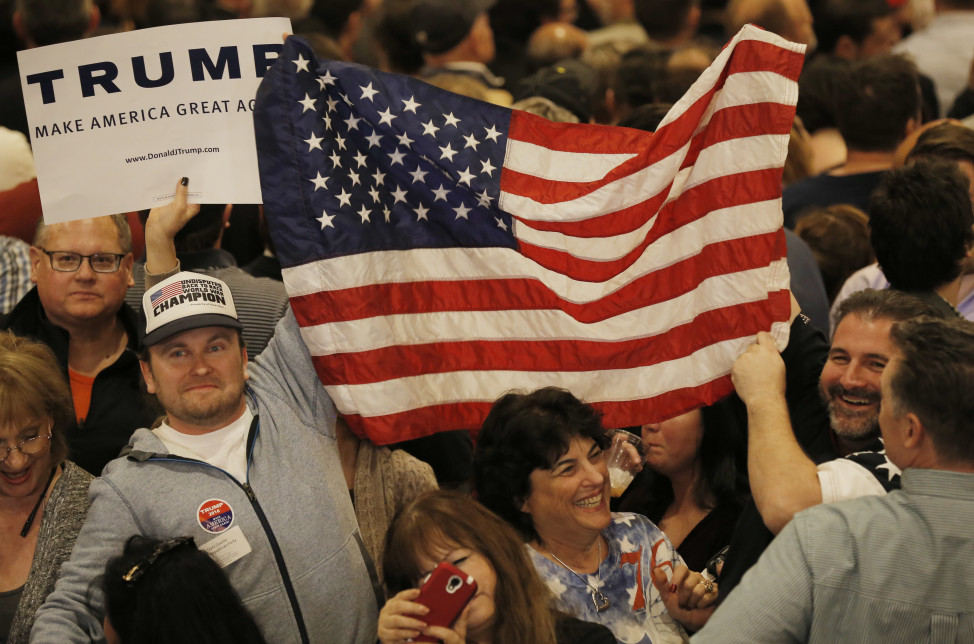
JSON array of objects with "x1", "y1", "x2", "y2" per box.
[
  {"x1": 474, "y1": 388, "x2": 719, "y2": 644},
  {"x1": 0, "y1": 331, "x2": 93, "y2": 644}
]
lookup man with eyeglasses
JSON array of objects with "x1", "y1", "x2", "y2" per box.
[{"x1": 0, "y1": 214, "x2": 156, "y2": 475}]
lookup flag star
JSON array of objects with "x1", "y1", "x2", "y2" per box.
[
  {"x1": 443, "y1": 112, "x2": 460, "y2": 127},
  {"x1": 378, "y1": 107, "x2": 396, "y2": 127},
  {"x1": 480, "y1": 159, "x2": 496, "y2": 176},
  {"x1": 454, "y1": 203, "x2": 472, "y2": 220},
  {"x1": 335, "y1": 134, "x2": 347, "y2": 150},
  {"x1": 415, "y1": 204, "x2": 430, "y2": 221},
  {"x1": 373, "y1": 168, "x2": 386, "y2": 185},
  {"x1": 365, "y1": 130, "x2": 382, "y2": 148},
  {"x1": 368, "y1": 186, "x2": 381, "y2": 202},
  {"x1": 457, "y1": 166, "x2": 475, "y2": 185},
  {"x1": 357, "y1": 204, "x2": 372, "y2": 223},
  {"x1": 477, "y1": 189, "x2": 492, "y2": 207},
  {"x1": 320, "y1": 69, "x2": 336, "y2": 86},
  {"x1": 336, "y1": 188, "x2": 353, "y2": 207},
  {"x1": 322, "y1": 114, "x2": 333, "y2": 130},
  {"x1": 353, "y1": 151, "x2": 369, "y2": 168},
  {"x1": 304, "y1": 132, "x2": 323, "y2": 151},
  {"x1": 391, "y1": 186, "x2": 408, "y2": 204},
  {"x1": 409, "y1": 165, "x2": 429, "y2": 184},
  {"x1": 463, "y1": 133, "x2": 480, "y2": 150},
  {"x1": 329, "y1": 151, "x2": 343, "y2": 168},
  {"x1": 484, "y1": 125, "x2": 502, "y2": 142},
  {"x1": 325, "y1": 96, "x2": 339, "y2": 113},
  {"x1": 439, "y1": 143, "x2": 458, "y2": 162},
  {"x1": 422, "y1": 120, "x2": 440, "y2": 137},
  {"x1": 360, "y1": 82, "x2": 379, "y2": 101},
  {"x1": 309, "y1": 171, "x2": 329, "y2": 190},
  {"x1": 383, "y1": 205, "x2": 392, "y2": 222},
  {"x1": 431, "y1": 185, "x2": 450, "y2": 202},
  {"x1": 495, "y1": 216, "x2": 507, "y2": 230},
  {"x1": 344, "y1": 114, "x2": 362, "y2": 131},
  {"x1": 388, "y1": 149, "x2": 406, "y2": 166},
  {"x1": 298, "y1": 93, "x2": 316, "y2": 113},
  {"x1": 340, "y1": 93, "x2": 353, "y2": 106},
  {"x1": 348, "y1": 169, "x2": 361, "y2": 186},
  {"x1": 397, "y1": 131, "x2": 415, "y2": 147},
  {"x1": 402, "y1": 95, "x2": 421, "y2": 113},
  {"x1": 292, "y1": 54, "x2": 310, "y2": 72},
  {"x1": 317, "y1": 210, "x2": 336, "y2": 229}
]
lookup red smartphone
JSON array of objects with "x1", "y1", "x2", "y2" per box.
[{"x1": 412, "y1": 561, "x2": 477, "y2": 643}]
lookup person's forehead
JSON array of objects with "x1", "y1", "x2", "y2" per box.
[
  {"x1": 832, "y1": 314, "x2": 894, "y2": 354},
  {"x1": 152, "y1": 325, "x2": 238, "y2": 349},
  {"x1": 43, "y1": 217, "x2": 122, "y2": 250}
]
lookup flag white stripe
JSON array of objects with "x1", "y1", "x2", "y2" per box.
[
  {"x1": 327, "y1": 324, "x2": 790, "y2": 418},
  {"x1": 298, "y1": 260, "x2": 789, "y2": 356},
  {"x1": 282, "y1": 199, "x2": 785, "y2": 300},
  {"x1": 503, "y1": 140, "x2": 637, "y2": 182}
]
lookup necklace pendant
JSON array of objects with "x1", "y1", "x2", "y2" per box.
[{"x1": 591, "y1": 589, "x2": 610, "y2": 613}]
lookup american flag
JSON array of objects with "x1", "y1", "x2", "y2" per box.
[
  {"x1": 150, "y1": 282, "x2": 184, "y2": 308},
  {"x1": 254, "y1": 26, "x2": 803, "y2": 445}
]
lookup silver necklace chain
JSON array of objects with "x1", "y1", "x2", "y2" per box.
[{"x1": 545, "y1": 539, "x2": 611, "y2": 613}]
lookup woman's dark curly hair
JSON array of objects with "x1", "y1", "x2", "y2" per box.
[{"x1": 473, "y1": 387, "x2": 610, "y2": 542}]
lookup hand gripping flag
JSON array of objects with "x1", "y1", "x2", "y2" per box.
[{"x1": 253, "y1": 25, "x2": 805, "y2": 444}]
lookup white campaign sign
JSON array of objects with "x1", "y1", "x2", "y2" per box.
[{"x1": 18, "y1": 18, "x2": 291, "y2": 223}]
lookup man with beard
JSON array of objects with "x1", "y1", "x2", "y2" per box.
[
  {"x1": 31, "y1": 180, "x2": 379, "y2": 643},
  {"x1": 730, "y1": 288, "x2": 942, "y2": 536}
]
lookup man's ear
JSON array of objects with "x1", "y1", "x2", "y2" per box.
[
  {"x1": 86, "y1": 5, "x2": 101, "y2": 36},
  {"x1": 140, "y1": 359, "x2": 157, "y2": 394},
  {"x1": 902, "y1": 412, "x2": 925, "y2": 450},
  {"x1": 241, "y1": 345, "x2": 250, "y2": 381},
  {"x1": 28, "y1": 245, "x2": 44, "y2": 284},
  {"x1": 12, "y1": 10, "x2": 31, "y2": 48},
  {"x1": 833, "y1": 34, "x2": 859, "y2": 60}
]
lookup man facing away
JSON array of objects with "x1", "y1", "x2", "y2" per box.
[
  {"x1": 694, "y1": 315, "x2": 974, "y2": 642},
  {"x1": 30, "y1": 180, "x2": 379, "y2": 643}
]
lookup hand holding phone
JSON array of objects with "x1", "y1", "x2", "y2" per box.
[{"x1": 412, "y1": 562, "x2": 477, "y2": 643}]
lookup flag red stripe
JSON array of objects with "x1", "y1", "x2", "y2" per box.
[
  {"x1": 309, "y1": 294, "x2": 788, "y2": 385},
  {"x1": 288, "y1": 231, "x2": 785, "y2": 326}
]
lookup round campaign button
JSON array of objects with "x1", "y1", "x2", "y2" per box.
[{"x1": 197, "y1": 499, "x2": 234, "y2": 534}]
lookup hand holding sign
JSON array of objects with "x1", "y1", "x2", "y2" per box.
[{"x1": 144, "y1": 176, "x2": 200, "y2": 275}]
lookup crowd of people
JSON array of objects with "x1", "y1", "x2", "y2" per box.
[{"x1": 1, "y1": 0, "x2": 973, "y2": 642}]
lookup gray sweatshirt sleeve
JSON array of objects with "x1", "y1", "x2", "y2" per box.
[{"x1": 29, "y1": 476, "x2": 143, "y2": 643}]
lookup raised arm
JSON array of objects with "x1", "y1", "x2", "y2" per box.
[
  {"x1": 143, "y1": 177, "x2": 199, "y2": 277},
  {"x1": 732, "y1": 332, "x2": 822, "y2": 535}
]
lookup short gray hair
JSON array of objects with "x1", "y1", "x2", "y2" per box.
[{"x1": 34, "y1": 214, "x2": 133, "y2": 255}]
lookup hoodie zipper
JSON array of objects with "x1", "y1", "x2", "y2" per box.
[{"x1": 145, "y1": 413, "x2": 310, "y2": 644}]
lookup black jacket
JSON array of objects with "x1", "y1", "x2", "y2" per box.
[{"x1": 1, "y1": 288, "x2": 158, "y2": 475}]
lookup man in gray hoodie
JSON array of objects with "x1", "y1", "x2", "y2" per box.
[{"x1": 30, "y1": 179, "x2": 379, "y2": 643}]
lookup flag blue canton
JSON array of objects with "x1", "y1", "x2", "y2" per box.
[{"x1": 277, "y1": 50, "x2": 518, "y2": 264}]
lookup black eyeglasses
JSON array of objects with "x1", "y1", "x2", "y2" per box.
[
  {"x1": 122, "y1": 537, "x2": 195, "y2": 584},
  {"x1": 0, "y1": 424, "x2": 53, "y2": 465},
  {"x1": 38, "y1": 249, "x2": 126, "y2": 273}
]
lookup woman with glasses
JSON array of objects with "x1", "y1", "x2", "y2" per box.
[{"x1": 0, "y1": 331, "x2": 93, "y2": 644}]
